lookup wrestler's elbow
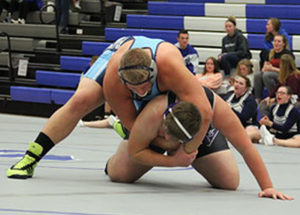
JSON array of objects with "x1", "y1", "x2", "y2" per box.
[{"x1": 200, "y1": 106, "x2": 213, "y2": 125}]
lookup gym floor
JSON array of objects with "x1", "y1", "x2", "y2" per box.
[{"x1": 0, "y1": 113, "x2": 299, "y2": 215}]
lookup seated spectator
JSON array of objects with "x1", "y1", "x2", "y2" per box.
[
  {"x1": 224, "y1": 75, "x2": 257, "y2": 127},
  {"x1": 235, "y1": 59, "x2": 254, "y2": 87},
  {"x1": 218, "y1": 16, "x2": 251, "y2": 76},
  {"x1": 254, "y1": 35, "x2": 294, "y2": 102},
  {"x1": 11, "y1": 0, "x2": 43, "y2": 24},
  {"x1": 0, "y1": 0, "x2": 18, "y2": 23},
  {"x1": 260, "y1": 54, "x2": 300, "y2": 115},
  {"x1": 259, "y1": 18, "x2": 290, "y2": 69},
  {"x1": 196, "y1": 57, "x2": 225, "y2": 95},
  {"x1": 175, "y1": 29, "x2": 199, "y2": 74},
  {"x1": 246, "y1": 86, "x2": 299, "y2": 145}
]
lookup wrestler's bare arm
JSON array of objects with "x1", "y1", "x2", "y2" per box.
[
  {"x1": 128, "y1": 96, "x2": 196, "y2": 167},
  {"x1": 156, "y1": 43, "x2": 213, "y2": 153},
  {"x1": 213, "y1": 94, "x2": 274, "y2": 190}
]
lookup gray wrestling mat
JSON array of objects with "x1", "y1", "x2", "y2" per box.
[{"x1": 0, "y1": 113, "x2": 299, "y2": 215}]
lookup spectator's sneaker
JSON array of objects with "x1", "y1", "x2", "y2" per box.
[
  {"x1": 77, "y1": 119, "x2": 85, "y2": 127},
  {"x1": 18, "y1": 18, "x2": 25, "y2": 24},
  {"x1": 259, "y1": 125, "x2": 274, "y2": 146},
  {"x1": 107, "y1": 115, "x2": 117, "y2": 127},
  {"x1": 10, "y1": 18, "x2": 18, "y2": 24},
  {"x1": 7, "y1": 142, "x2": 43, "y2": 179}
]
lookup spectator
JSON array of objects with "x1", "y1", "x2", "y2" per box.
[
  {"x1": 254, "y1": 35, "x2": 294, "y2": 102},
  {"x1": 218, "y1": 16, "x2": 251, "y2": 76},
  {"x1": 259, "y1": 54, "x2": 300, "y2": 116},
  {"x1": 235, "y1": 59, "x2": 254, "y2": 87},
  {"x1": 0, "y1": 0, "x2": 18, "y2": 23},
  {"x1": 175, "y1": 29, "x2": 199, "y2": 74},
  {"x1": 259, "y1": 18, "x2": 290, "y2": 69},
  {"x1": 224, "y1": 75, "x2": 257, "y2": 127},
  {"x1": 11, "y1": 0, "x2": 43, "y2": 24},
  {"x1": 196, "y1": 57, "x2": 225, "y2": 95},
  {"x1": 55, "y1": 0, "x2": 70, "y2": 34},
  {"x1": 246, "y1": 86, "x2": 299, "y2": 145}
]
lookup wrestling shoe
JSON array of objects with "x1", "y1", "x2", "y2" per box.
[
  {"x1": 112, "y1": 119, "x2": 127, "y2": 139},
  {"x1": 7, "y1": 142, "x2": 43, "y2": 179}
]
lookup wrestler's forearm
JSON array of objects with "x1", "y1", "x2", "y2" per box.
[
  {"x1": 242, "y1": 146, "x2": 273, "y2": 190},
  {"x1": 131, "y1": 150, "x2": 175, "y2": 167},
  {"x1": 184, "y1": 118, "x2": 210, "y2": 154}
]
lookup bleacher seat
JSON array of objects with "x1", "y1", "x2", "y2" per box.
[
  {"x1": 148, "y1": 2, "x2": 300, "y2": 19},
  {"x1": 127, "y1": 15, "x2": 300, "y2": 35},
  {"x1": 82, "y1": 41, "x2": 110, "y2": 56},
  {"x1": 60, "y1": 56, "x2": 91, "y2": 72},
  {"x1": 10, "y1": 86, "x2": 75, "y2": 105},
  {"x1": 0, "y1": 23, "x2": 56, "y2": 39},
  {"x1": 0, "y1": 53, "x2": 8, "y2": 66},
  {"x1": 10, "y1": 86, "x2": 52, "y2": 104},
  {"x1": 36, "y1": 70, "x2": 81, "y2": 88},
  {"x1": 51, "y1": 89, "x2": 74, "y2": 105}
]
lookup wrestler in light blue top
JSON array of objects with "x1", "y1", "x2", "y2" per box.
[{"x1": 84, "y1": 36, "x2": 165, "y2": 112}]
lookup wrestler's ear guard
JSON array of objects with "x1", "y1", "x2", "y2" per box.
[{"x1": 118, "y1": 59, "x2": 157, "y2": 85}]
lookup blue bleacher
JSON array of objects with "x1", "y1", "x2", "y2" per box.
[
  {"x1": 51, "y1": 89, "x2": 74, "y2": 105},
  {"x1": 36, "y1": 70, "x2": 81, "y2": 88},
  {"x1": 105, "y1": 28, "x2": 178, "y2": 43},
  {"x1": 10, "y1": 86, "x2": 75, "y2": 105},
  {"x1": 148, "y1": 2, "x2": 205, "y2": 16},
  {"x1": 148, "y1": 2, "x2": 300, "y2": 19},
  {"x1": 82, "y1": 41, "x2": 110, "y2": 56},
  {"x1": 126, "y1": 15, "x2": 183, "y2": 30},
  {"x1": 11, "y1": 86, "x2": 52, "y2": 104},
  {"x1": 126, "y1": 15, "x2": 300, "y2": 35},
  {"x1": 246, "y1": 5, "x2": 300, "y2": 19},
  {"x1": 60, "y1": 56, "x2": 91, "y2": 72}
]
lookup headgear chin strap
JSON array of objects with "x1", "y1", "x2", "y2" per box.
[{"x1": 118, "y1": 59, "x2": 157, "y2": 85}]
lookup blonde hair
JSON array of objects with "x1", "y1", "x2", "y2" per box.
[
  {"x1": 279, "y1": 54, "x2": 300, "y2": 84},
  {"x1": 236, "y1": 59, "x2": 253, "y2": 75},
  {"x1": 226, "y1": 16, "x2": 236, "y2": 26},
  {"x1": 119, "y1": 48, "x2": 152, "y2": 84},
  {"x1": 164, "y1": 102, "x2": 202, "y2": 141}
]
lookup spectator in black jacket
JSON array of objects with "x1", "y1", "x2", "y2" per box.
[{"x1": 218, "y1": 16, "x2": 252, "y2": 76}]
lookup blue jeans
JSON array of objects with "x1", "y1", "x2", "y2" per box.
[
  {"x1": 55, "y1": 0, "x2": 70, "y2": 33},
  {"x1": 219, "y1": 53, "x2": 242, "y2": 76}
]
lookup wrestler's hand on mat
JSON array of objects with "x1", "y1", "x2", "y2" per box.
[
  {"x1": 172, "y1": 145, "x2": 197, "y2": 167},
  {"x1": 258, "y1": 188, "x2": 294, "y2": 200}
]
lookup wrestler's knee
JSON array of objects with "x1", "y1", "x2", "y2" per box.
[
  {"x1": 67, "y1": 91, "x2": 100, "y2": 114},
  {"x1": 214, "y1": 172, "x2": 240, "y2": 190},
  {"x1": 105, "y1": 160, "x2": 137, "y2": 183}
]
